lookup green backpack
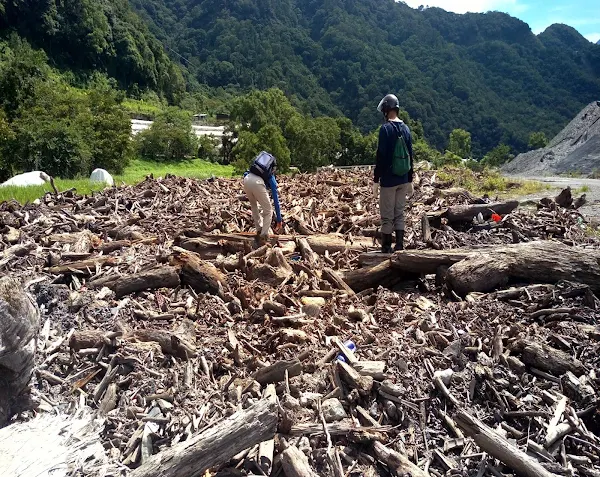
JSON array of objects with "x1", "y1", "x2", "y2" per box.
[{"x1": 391, "y1": 123, "x2": 411, "y2": 177}]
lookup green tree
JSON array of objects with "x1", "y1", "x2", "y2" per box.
[
  {"x1": 481, "y1": 143, "x2": 513, "y2": 167},
  {"x1": 528, "y1": 131, "x2": 548, "y2": 150},
  {"x1": 0, "y1": 110, "x2": 15, "y2": 182},
  {"x1": 230, "y1": 88, "x2": 296, "y2": 134},
  {"x1": 136, "y1": 107, "x2": 197, "y2": 161},
  {"x1": 286, "y1": 115, "x2": 341, "y2": 171},
  {"x1": 88, "y1": 86, "x2": 133, "y2": 174},
  {"x1": 12, "y1": 83, "x2": 92, "y2": 178},
  {"x1": 448, "y1": 129, "x2": 472, "y2": 159},
  {"x1": 232, "y1": 124, "x2": 290, "y2": 174},
  {"x1": 0, "y1": 37, "x2": 50, "y2": 120},
  {"x1": 412, "y1": 139, "x2": 442, "y2": 165}
]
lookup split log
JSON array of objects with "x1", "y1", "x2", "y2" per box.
[
  {"x1": 445, "y1": 200, "x2": 518, "y2": 223},
  {"x1": 281, "y1": 445, "x2": 318, "y2": 477},
  {"x1": 131, "y1": 399, "x2": 278, "y2": 477},
  {"x1": 337, "y1": 361, "x2": 373, "y2": 396},
  {"x1": 446, "y1": 241, "x2": 600, "y2": 295},
  {"x1": 514, "y1": 340, "x2": 586, "y2": 376},
  {"x1": 96, "y1": 266, "x2": 180, "y2": 298},
  {"x1": 0, "y1": 278, "x2": 40, "y2": 426},
  {"x1": 373, "y1": 441, "x2": 428, "y2": 477},
  {"x1": 454, "y1": 409, "x2": 559, "y2": 477},
  {"x1": 171, "y1": 247, "x2": 225, "y2": 296},
  {"x1": 253, "y1": 359, "x2": 302, "y2": 385}
]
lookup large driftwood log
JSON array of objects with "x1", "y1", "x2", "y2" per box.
[
  {"x1": 445, "y1": 200, "x2": 519, "y2": 223},
  {"x1": 343, "y1": 260, "x2": 408, "y2": 292},
  {"x1": 171, "y1": 247, "x2": 225, "y2": 295},
  {"x1": 446, "y1": 241, "x2": 600, "y2": 295},
  {"x1": 0, "y1": 278, "x2": 40, "y2": 426},
  {"x1": 373, "y1": 441, "x2": 428, "y2": 477},
  {"x1": 95, "y1": 266, "x2": 180, "y2": 298},
  {"x1": 131, "y1": 399, "x2": 278, "y2": 477},
  {"x1": 454, "y1": 410, "x2": 559, "y2": 477},
  {"x1": 514, "y1": 340, "x2": 586, "y2": 376}
]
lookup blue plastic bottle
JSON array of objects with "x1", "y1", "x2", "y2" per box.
[{"x1": 336, "y1": 340, "x2": 357, "y2": 363}]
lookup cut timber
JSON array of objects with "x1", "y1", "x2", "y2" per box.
[
  {"x1": 515, "y1": 340, "x2": 586, "y2": 376},
  {"x1": 446, "y1": 241, "x2": 600, "y2": 295},
  {"x1": 131, "y1": 399, "x2": 278, "y2": 477},
  {"x1": 373, "y1": 441, "x2": 428, "y2": 477},
  {"x1": 445, "y1": 200, "x2": 519, "y2": 223},
  {"x1": 253, "y1": 359, "x2": 302, "y2": 385},
  {"x1": 96, "y1": 266, "x2": 180, "y2": 298},
  {"x1": 171, "y1": 247, "x2": 225, "y2": 296},
  {"x1": 0, "y1": 278, "x2": 40, "y2": 425},
  {"x1": 454, "y1": 409, "x2": 559, "y2": 477},
  {"x1": 281, "y1": 445, "x2": 319, "y2": 477}
]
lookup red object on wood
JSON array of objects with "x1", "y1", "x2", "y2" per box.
[{"x1": 491, "y1": 213, "x2": 502, "y2": 223}]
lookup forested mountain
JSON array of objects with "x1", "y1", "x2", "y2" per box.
[
  {"x1": 130, "y1": 0, "x2": 600, "y2": 155},
  {"x1": 0, "y1": 0, "x2": 185, "y2": 101}
]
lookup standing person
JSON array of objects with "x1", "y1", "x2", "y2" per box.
[
  {"x1": 373, "y1": 94, "x2": 414, "y2": 253},
  {"x1": 243, "y1": 151, "x2": 283, "y2": 245}
]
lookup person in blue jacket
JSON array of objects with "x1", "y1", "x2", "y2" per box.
[
  {"x1": 243, "y1": 151, "x2": 283, "y2": 245},
  {"x1": 373, "y1": 94, "x2": 414, "y2": 253}
]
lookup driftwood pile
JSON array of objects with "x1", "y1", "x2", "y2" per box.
[{"x1": 1, "y1": 168, "x2": 600, "y2": 477}]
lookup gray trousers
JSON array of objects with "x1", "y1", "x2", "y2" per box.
[{"x1": 380, "y1": 183, "x2": 412, "y2": 234}]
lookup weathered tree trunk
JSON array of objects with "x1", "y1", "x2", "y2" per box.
[
  {"x1": 454, "y1": 410, "x2": 559, "y2": 477},
  {"x1": 322, "y1": 267, "x2": 355, "y2": 295},
  {"x1": 446, "y1": 241, "x2": 600, "y2": 295},
  {"x1": 342, "y1": 260, "x2": 409, "y2": 292},
  {"x1": 0, "y1": 278, "x2": 40, "y2": 426},
  {"x1": 131, "y1": 399, "x2": 278, "y2": 477},
  {"x1": 171, "y1": 247, "x2": 225, "y2": 295},
  {"x1": 445, "y1": 200, "x2": 519, "y2": 223},
  {"x1": 96, "y1": 266, "x2": 180, "y2": 298}
]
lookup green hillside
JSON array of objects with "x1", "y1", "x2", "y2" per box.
[{"x1": 130, "y1": 0, "x2": 600, "y2": 155}]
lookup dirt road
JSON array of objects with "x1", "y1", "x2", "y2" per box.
[{"x1": 509, "y1": 175, "x2": 600, "y2": 220}]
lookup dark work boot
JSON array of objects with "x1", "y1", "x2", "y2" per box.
[
  {"x1": 394, "y1": 230, "x2": 404, "y2": 251},
  {"x1": 381, "y1": 234, "x2": 393, "y2": 254}
]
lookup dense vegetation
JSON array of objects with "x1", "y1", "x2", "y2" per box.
[{"x1": 131, "y1": 0, "x2": 600, "y2": 156}]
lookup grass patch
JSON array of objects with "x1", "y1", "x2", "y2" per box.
[
  {"x1": 438, "y1": 166, "x2": 548, "y2": 196},
  {"x1": 573, "y1": 185, "x2": 591, "y2": 194},
  {"x1": 0, "y1": 159, "x2": 234, "y2": 204}
]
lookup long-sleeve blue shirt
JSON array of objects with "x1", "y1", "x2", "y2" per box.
[
  {"x1": 244, "y1": 171, "x2": 282, "y2": 223},
  {"x1": 373, "y1": 120, "x2": 414, "y2": 188}
]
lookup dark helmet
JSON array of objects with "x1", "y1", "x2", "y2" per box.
[{"x1": 377, "y1": 94, "x2": 400, "y2": 114}]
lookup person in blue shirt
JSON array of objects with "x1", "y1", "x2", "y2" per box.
[
  {"x1": 243, "y1": 151, "x2": 283, "y2": 245},
  {"x1": 373, "y1": 94, "x2": 414, "y2": 253}
]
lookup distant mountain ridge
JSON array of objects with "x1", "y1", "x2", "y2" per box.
[{"x1": 129, "y1": 0, "x2": 600, "y2": 155}]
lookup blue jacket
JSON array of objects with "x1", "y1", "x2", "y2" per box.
[
  {"x1": 373, "y1": 120, "x2": 414, "y2": 188},
  {"x1": 244, "y1": 171, "x2": 282, "y2": 223}
]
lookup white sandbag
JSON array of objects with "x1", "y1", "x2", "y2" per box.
[
  {"x1": 89, "y1": 168, "x2": 114, "y2": 186},
  {"x1": 0, "y1": 171, "x2": 51, "y2": 187}
]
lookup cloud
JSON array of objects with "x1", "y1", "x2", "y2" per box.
[
  {"x1": 399, "y1": 0, "x2": 525, "y2": 14},
  {"x1": 585, "y1": 32, "x2": 600, "y2": 43}
]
